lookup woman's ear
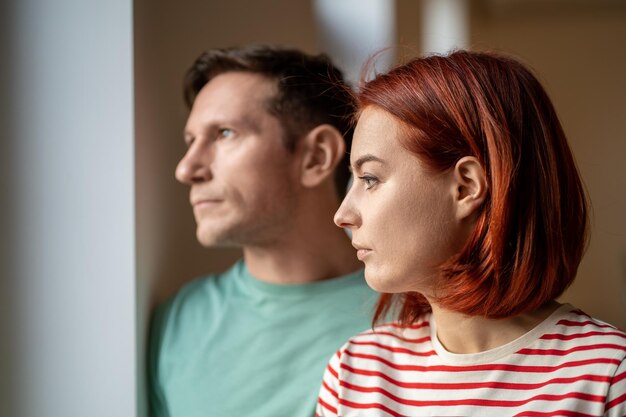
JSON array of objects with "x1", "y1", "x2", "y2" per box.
[
  {"x1": 299, "y1": 124, "x2": 346, "y2": 188},
  {"x1": 453, "y1": 156, "x2": 488, "y2": 221}
]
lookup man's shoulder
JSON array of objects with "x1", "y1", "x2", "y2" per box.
[{"x1": 154, "y1": 261, "x2": 243, "y2": 332}]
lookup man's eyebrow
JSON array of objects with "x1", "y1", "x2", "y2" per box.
[
  {"x1": 183, "y1": 116, "x2": 257, "y2": 138},
  {"x1": 352, "y1": 154, "x2": 385, "y2": 170}
]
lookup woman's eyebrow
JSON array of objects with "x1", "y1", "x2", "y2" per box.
[{"x1": 352, "y1": 154, "x2": 386, "y2": 170}]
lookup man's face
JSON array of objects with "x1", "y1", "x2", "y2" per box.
[{"x1": 175, "y1": 72, "x2": 301, "y2": 247}]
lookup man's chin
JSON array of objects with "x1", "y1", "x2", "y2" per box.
[{"x1": 196, "y1": 229, "x2": 240, "y2": 248}]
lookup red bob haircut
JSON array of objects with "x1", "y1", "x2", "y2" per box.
[{"x1": 360, "y1": 51, "x2": 590, "y2": 324}]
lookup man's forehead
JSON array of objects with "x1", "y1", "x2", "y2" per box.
[
  {"x1": 190, "y1": 72, "x2": 276, "y2": 117},
  {"x1": 185, "y1": 72, "x2": 279, "y2": 134},
  {"x1": 202, "y1": 71, "x2": 277, "y2": 101}
]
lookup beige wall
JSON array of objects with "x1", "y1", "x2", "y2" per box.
[
  {"x1": 134, "y1": 1, "x2": 322, "y2": 414},
  {"x1": 135, "y1": 0, "x2": 625, "y2": 369},
  {"x1": 470, "y1": 0, "x2": 626, "y2": 329},
  {"x1": 135, "y1": 1, "x2": 625, "y2": 413},
  {"x1": 136, "y1": 0, "x2": 626, "y2": 340},
  {"x1": 397, "y1": 0, "x2": 626, "y2": 328},
  {"x1": 135, "y1": 0, "x2": 320, "y2": 309}
]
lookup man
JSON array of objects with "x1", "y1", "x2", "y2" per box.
[{"x1": 149, "y1": 46, "x2": 376, "y2": 417}]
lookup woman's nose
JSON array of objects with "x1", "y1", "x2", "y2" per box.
[{"x1": 334, "y1": 194, "x2": 360, "y2": 229}]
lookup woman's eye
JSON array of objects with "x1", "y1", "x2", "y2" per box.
[
  {"x1": 217, "y1": 128, "x2": 234, "y2": 139},
  {"x1": 358, "y1": 175, "x2": 378, "y2": 190}
]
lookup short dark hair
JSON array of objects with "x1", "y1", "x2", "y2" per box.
[
  {"x1": 183, "y1": 45, "x2": 355, "y2": 196},
  {"x1": 361, "y1": 51, "x2": 589, "y2": 324}
]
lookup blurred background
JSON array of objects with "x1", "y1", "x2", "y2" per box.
[{"x1": 1, "y1": 0, "x2": 624, "y2": 416}]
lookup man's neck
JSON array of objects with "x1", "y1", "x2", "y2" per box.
[
  {"x1": 242, "y1": 226, "x2": 361, "y2": 284},
  {"x1": 242, "y1": 188, "x2": 362, "y2": 284}
]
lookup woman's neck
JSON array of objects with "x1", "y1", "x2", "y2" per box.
[{"x1": 429, "y1": 300, "x2": 561, "y2": 354}]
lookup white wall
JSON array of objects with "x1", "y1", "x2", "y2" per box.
[
  {"x1": 314, "y1": 0, "x2": 396, "y2": 84},
  {"x1": 0, "y1": 1, "x2": 136, "y2": 416},
  {"x1": 420, "y1": 0, "x2": 468, "y2": 53}
]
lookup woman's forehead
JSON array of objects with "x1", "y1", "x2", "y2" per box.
[{"x1": 351, "y1": 108, "x2": 403, "y2": 160}]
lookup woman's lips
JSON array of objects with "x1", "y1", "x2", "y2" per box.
[
  {"x1": 352, "y1": 243, "x2": 372, "y2": 261},
  {"x1": 356, "y1": 249, "x2": 371, "y2": 260}
]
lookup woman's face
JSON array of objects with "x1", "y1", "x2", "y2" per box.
[{"x1": 335, "y1": 107, "x2": 467, "y2": 296}]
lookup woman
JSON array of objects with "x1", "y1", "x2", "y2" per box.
[{"x1": 316, "y1": 51, "x2": 626, "y2": 416}]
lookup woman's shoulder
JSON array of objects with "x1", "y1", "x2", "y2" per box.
[
  {"x1": 553, "y1": 304, "x2": 626, "y2": 338},
  {"x1": 530, "y1": 303, "x2": 626, "y2": 366}
]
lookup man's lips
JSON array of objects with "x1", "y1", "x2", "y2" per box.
[{"x1": 191, "y1": 198, "x2": 223, "y2": 208}]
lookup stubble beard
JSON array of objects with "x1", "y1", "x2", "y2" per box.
[{"x1": 195, "y1": 202, "x2": 296, "y2": 249}]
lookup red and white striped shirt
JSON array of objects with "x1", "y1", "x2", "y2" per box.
[{"x1": 317, "y1": 304, "x2": 626, "y2": 416}]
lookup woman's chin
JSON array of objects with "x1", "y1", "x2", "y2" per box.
[{"x1": 364, "y1": 269, "x2": 401, "y2": 293}]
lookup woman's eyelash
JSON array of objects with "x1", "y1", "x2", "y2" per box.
[{"x1": 358, "y1": 175, "x2": 378, "y2": 189}]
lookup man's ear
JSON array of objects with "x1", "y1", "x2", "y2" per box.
[
  {"x1": 452, "y1": 156, "x2": 488, "y2": 221},
  {"x1": 299, "y1": 124, "x2": 345, "y2": 188}
]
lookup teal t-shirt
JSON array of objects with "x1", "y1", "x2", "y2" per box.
[{"x1": 149, "y1": 260, "x2": 377, "y2": 417}]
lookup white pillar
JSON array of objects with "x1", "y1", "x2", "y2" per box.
[
  {"x1": 0, "y1": 1, "x2": 136, "y2": 416},
  {"x1": 314, "y1": 0, "x2": 396, "y2": 84},
  {"x1": 421, "y1": 0, "x2": 469, "y2": 54}
]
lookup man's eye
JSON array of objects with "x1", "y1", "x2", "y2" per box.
[
  {"x1": 217, "y1": 128, "x2": 234, "y2": 139},
  {"x1": 358, "y1": 175, "x2": 378, "y2": 190}
]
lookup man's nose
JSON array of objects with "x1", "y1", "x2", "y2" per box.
[{"x1": 175, "y1": 143, "x2": 214, "y2": 185}]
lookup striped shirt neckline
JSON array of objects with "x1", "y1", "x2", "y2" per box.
[{"x1": 430, "y1": 303, "x2": 574, "y2": 365}]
